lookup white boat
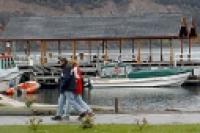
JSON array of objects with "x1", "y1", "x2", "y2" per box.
[
  {"x1": 91, "y1": 63, "x2": 191, "y2": 87},
  {"x1": 0, "y1": 54, "x2": 21, "y2": 92}
]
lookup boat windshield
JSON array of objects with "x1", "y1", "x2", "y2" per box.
[{"x1": 101, "y1": 63, "x2": 132, "y2": 78}]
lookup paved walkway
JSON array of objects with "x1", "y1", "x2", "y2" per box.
[{"x1": 0, "y1": 113, "x2": 200, "y2": 125}]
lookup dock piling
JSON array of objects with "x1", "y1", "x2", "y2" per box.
[{"x1": 114, "y1": 97, "x2": 119, "y2": 113}]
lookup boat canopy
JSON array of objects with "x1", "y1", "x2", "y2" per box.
[
  {"x1": 128, "y1": 68, "x2": 192, "y2": 79},
  {"x1": 101, "y1": 63, "x2": 132, "y2": 78}
]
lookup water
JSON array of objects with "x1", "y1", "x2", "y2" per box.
[{"x1": 14, "y1": 86, "x2": 200, "y2": 112}]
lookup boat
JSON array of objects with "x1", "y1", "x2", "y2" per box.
[
  {"x1": 0, "y1": 54, "x2": 21, "y2": 92},
  {"x1": 17, "y1": 81, "x2": 40, "y2": 94},
  {"x1": 90, "y1": 63, "x2": 192, "y2": 87}
]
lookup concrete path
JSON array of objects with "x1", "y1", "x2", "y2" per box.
[{"x1": 0, "y1": 113, "x2": 200, "y2": 125}]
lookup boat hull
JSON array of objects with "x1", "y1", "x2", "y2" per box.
[{"x1": 91, "y1": 72, "x2": 191, "y2": 87}]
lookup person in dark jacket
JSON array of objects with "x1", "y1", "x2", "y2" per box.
[{"x1": 52, "y1": 58, "x2": 87, "y2": 121}]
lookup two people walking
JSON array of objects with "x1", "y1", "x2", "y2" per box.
[{"x1": 52, "y1": 58, "x2": 93, "y2": 121}]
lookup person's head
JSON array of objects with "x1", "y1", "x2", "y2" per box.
[
  {"x1": 59, "y1": 57, "x2": 68, "y2": 68},
  {"x1": 181, "y1": 16, "x2": 187, "y2": 26},
  {"x1": 72, "y1": 60, "x2": 79, "y2": 67}
]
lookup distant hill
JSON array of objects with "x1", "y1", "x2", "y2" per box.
[
  {"x1": 0, "y1": 0, "x2": 199, "y2": 52},
  {"x1": 0, "y1": 0, "x2": 199, "y2": 26}
]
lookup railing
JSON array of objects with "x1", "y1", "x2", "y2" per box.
[
  {"x1": 173, "y1": 52, "x2": 200, "y2": 67},
  {"x1": 13, "y1": 51, "x2": 200, "y2": 66}
]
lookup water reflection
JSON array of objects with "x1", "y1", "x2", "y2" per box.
[
  {"x1": 13, "y1": 86, "x2": 200, "y2": 112},
  {"x1": 90, "y1": 87, "x2": 200, "y2": 112}
]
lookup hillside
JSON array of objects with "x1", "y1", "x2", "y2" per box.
[
  {"x1": 0, "y1": 0, "x2": 182, "y2": 26},
  {"x1": 0, "y1": 0, "x2": 199, "y2": 51}
]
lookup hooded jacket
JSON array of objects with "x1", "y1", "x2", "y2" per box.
[{"x1": 59, "y1": 65, "x2": 76, "y2": 93}]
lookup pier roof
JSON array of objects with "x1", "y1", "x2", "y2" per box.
[{"x1": 0, "y1": 14, "x2": 181, "y2": 40}]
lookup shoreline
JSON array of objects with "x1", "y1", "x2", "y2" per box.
[{"x1": 1, "y1": 94, "x2": 200, "y2": 116}]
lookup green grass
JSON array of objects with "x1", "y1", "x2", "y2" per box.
[{"x1": 0, "y1": 124, "x2": 200, "y2": 133}]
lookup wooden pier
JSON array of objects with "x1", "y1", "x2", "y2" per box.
[{"x1": 0, "y1": 16, "x2": 200, "y2": 86}]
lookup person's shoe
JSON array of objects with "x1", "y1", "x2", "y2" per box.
[
  {"x1": 87, "y1": 112, "x2": 95, "y2": 117},
  {"x1": 78, "y1": 112, "x2": 87, "y2": 121},
  {"x1": 51, "y1": 115, "x2": 62, "y2": 121},
  {"x1": 62, "y1": 116, "x2": 70, "y2": 121}
]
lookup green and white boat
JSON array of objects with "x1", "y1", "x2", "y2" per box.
[{"x1": 91, "y1": 63, "x2": 192, "y2": 87}]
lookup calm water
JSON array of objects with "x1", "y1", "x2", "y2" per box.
[{"x1": 14, "y1": 86, "x2": 200, "y2": 112}]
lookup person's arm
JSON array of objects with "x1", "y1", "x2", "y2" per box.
[{"x1": 74, "y1": 66, "x2": 80, "y2": 79}]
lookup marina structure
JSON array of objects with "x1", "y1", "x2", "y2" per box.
[{"x1": 0, "y1": 15, "x2": 199, "y2": 86}]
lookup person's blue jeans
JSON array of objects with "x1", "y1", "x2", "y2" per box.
[
  {"x1": 56, "y1": 92, "x2": 67, "y2": 116},
  {"x1": 56, "y1": 91, "x2": 87, "y2": 117},
  {"x1": 74, "y1": 95, "x2": 92, "y2": 113}
]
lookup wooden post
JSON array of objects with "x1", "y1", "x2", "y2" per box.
[
  {"x1": 149, "y1": 39, "x2": 152, "y2": 62},
  {"x1": 102, "y1": 40, "x2": 105, "y2": 61},
  {"x1": 105, "y1": 40, "x2": 108, "y2": 62},
  {"x1": 132, "y1": 39, "x2": 135, "y2": 61},
  {"x1": 40, "y1": 41, "x2": 43, "y2": 65},
  {"x1": 40, "y1": 40, "x2": 47, "y2": 65},
  {"x1": 137, "y1": 41, "x2": 141, "y2": 64},
  {"x1": 102, "y1": 40, "x2": 105, "y2": 54},
  {"x1": 87, "y1": 88, "x2": 91, "y2": 104},
  {"x1": 72, "y1": 40, "x2": 77, "y2": 61},
  {"x1": 119, "y1": 39, "x2": 122, "y2": 56},
  {"x1": 169, "y1": 39, "x2": 173, "y2": 65},
  {"x1": 160, "y1": 39, "x2": 163, "y2": 62},
  {"x1": 188, "y1": 38, "x2": 191, "y2": 62},
  {"x1": 180, "y1": 39, "x2": 183, "y2": 62},
  {"x1": 58, "y1": 40, "x2": 61, "y2": 56},
  {"x1": 27, "y1": 41, "x2": 31, "y2": 56},
  {"x1": 88, "y1": 41, "x2": 92, "y2": 63},
  {"x1": 114, "y1": 97, "x2": 119, "y2": 113}
]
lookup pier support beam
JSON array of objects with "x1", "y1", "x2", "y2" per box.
[
  {"x1": 26, "y1": 41, "x2": 31, "y2": 56},
  {"x1": 119, "y1": 39, "x2": 122, "y2": 57},
  {"x1": 102, "y1": 40, "x2": 105, "y2": 61},
  {"x1": 188, "y1": 38, "x2": 192, "y2": 62},
  {"x1": 102, "y1": 40, "x2": 105, "y2": 54},
  {"x1": 137, "y1": 41, "x2": 141, "y2": 64},
  {"x1": 104, "y1": 40, "x2": 108, "y2": 63},
  {"x1": 180, "y1": 39, "x2": 183, "y2": 62},
  {"x1": 169, "y1": 39, "x2": 174, "y2": 65},
  {"x1": 40, "y1": 40, "x2": 47, "y2": 65},
  {"x1": 132, "y1": 39, "x2": 135, "y2": 62},
  {"x1": 72, "y1": 40, "x2": 77, "y2": 61},
  {"x1": 58, "y1": 40, "x2": 61, "y2": 56},
  {"x1": 149, "y1": 40, "x2": 152, "y2": 62},
  {"x1": 160, "y1": 40, "x2": 163, "y2": 62},
  {"x1": 88, "y1": 41, "x2": 92, "y2": 63}
]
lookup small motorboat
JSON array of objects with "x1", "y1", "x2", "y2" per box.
[
  {"x1": 17, "y1": 81, "x2": 40, "y2": 94},
  {"x1": 91, "y1": 63, "x2": 192, "y2": 87},
  {"x1": 5, "y1": 87, "x2": 15, "y2": 95}
]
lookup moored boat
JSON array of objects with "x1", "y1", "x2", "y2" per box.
[
  {"x1": 18, "y1": 81, "x2": 40, "y2": 94},
  {"x1": 0, "y1": 54, "x2": 21, "y2": 92},
  {"x1": 91, "y1": 63, "x2": 192, "y2": 87}
]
